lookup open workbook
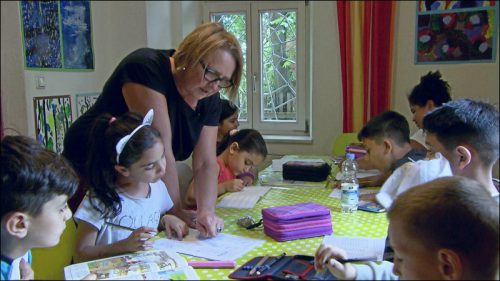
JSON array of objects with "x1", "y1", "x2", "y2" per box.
[{"x1": 64, "y1": 249, "x2": 198, "y2": 280}]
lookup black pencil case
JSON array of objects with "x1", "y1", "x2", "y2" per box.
[
  {"x1": 282, "y1": 161, "x2": 331, "y2": 182},
  {"x1": 228, "y1": 254, "x2": 336, "y2": 280}
]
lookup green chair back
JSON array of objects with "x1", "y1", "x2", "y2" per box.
[
  {"x1": 31, "y1": 218, "x2": 77, "y2": 280},
  {"x1": 332, "y1": 132, "x2": 359, "y2": 157}
]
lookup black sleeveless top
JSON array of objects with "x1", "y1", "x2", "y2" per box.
[{"x1": 62, "y1": 48, "x2": 221, "y2": 173}]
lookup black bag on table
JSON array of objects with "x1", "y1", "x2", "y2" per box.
[{"x1": 282, "y1": 161, "x2": 331, "y2": 182}]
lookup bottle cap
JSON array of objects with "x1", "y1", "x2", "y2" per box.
[{"x1": 346, "y1": 153, "x2": 355, "y2": 160}]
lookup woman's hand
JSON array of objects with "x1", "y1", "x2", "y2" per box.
[
  {"x1": 119, "y1": 226, "x2": 157, "y2": 252},
  {"x1": 314, "y1": 244, "x2": 357, "y2": 280},
  {"x1": 162, "y1": 214, "x2": 189, "y2": 240},
  {"x1": 195, "y1": 211, "x2": 224, "y2": 237},
  {"x1": 223, "y1": 179, "x2": 244, "y2": 192}
]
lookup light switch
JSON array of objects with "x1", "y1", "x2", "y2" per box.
[{"x1": 36, "y1": 75, "x2": 46, "y2": 89}]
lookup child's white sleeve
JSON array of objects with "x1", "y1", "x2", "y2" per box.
[{"x1": 354, "y1": 261, "x2": 398, "y2": 280}]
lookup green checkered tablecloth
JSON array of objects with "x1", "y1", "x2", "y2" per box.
[{"x1": 187, "y1": 186, "x2": 388, "y2": 280}]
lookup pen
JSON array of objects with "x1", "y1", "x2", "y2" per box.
[
  {"x1": 248, "y1": 255, "x2": 269, "y2": 276},
  {"x1": 324, "y1": 257, "x2": 377, "y2": 264},
  {"x1": 188, "y1": 260, "x2": 236, "y2": 268},
  {"x1": 105, "y1": 221, "x2": 136, "y2": 231},
  {"x1": 256, "y1": 252, "x2": 286, "y2": 275}
]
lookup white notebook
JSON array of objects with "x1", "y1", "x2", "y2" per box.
[{"x1": 216, "y1": 185, "x2": 271, "y2": 209}]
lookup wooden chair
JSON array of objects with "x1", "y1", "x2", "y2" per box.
[
  {"x1": 331, "y1": 132, "x2": 359, "y2": 157},
  {"x1": 31, "y1": 218, "x2": 77, "y2": 280}
]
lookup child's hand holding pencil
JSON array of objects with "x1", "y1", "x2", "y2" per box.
[
  {"x1": 108, "y1": 224, "x2": 157, "y2": 252},
  {"x1": 314, "y1": 244, "x2": 365, "y2": 280}
]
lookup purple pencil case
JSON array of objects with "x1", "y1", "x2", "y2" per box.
[{"x1": 262, "y1": 202, "x2": 333, "y2": 242}]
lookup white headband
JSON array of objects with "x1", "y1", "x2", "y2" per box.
[{"x1": 115, "y1": 109, "x2": 154, "y2": 164}]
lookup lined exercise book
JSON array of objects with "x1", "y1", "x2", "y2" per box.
[
  {"x1": 216, "y1": 185, "x2": 272, "y2": 209},
  {"x1": 322, "y1": 235, "x2": 387, "y2": 261}
]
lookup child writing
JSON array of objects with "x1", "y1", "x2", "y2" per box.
[
  {"x1": 73, "y1": 109, "x2": 188, "y2": 263},
  {"x1": 423, "y1": 98, "x2": 499, "y2": 201},
  {"x1": 184, "y1": 129, "x2": 268, "y2": 209},
  {"x1": 217, "y1": 99, "x2": 258, "y2": 185},
  {"x1": 315, "y1": 176, "x2": 499, "y2": 280},
  {"x1": 1, "y1": 136, "x2": 94, "y2": 280},
  {"x1": 357, "y1": 110, "x2": 451, "y2": 208},
  {"x1": 407, "y1": 70, "x2": 452, "y2": 151}
]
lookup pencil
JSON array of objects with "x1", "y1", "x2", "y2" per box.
[
  {"x1": 325, "y1": 257, "x2": 377, "y2": 264},
  {"x1": 248, "y1": 255, "x2": 269, "y2": 276},
  {"x1": 105, "y1": 221, "x2": 136, "y2": 231}
]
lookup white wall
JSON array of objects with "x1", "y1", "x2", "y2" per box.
[{"x1": 1, "y1": 1, "x2": 27, "y2": 135}]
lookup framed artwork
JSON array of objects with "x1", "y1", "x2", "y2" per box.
[
  {"x1": 415, "y1": 1, "x2": 498, "y2": 64},
  {"x1": 76, "y1": 92, "x2": 99, "y2": 117},
  {"x1": 33, "y1": 95, "x2": 72, "y2": 154},
  {"x1": 19, "y1": 0, "x2": 94, "y2": 70}
]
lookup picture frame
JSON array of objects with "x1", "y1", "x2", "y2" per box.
[
  {"x1": 33, "y1": 95, "x2": 72, "y2": 154},
  {"x1": 19, "y1": 0, "x2": 94, "y2": 70},
  {"x1": 415, "y1": 1, "x2": 498, "y2": 64},
  {"x1": 76, "y1": 92, "x2": 99, "y2": 117}
]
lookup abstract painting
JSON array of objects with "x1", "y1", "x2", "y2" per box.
[
  {"x1": 76, "y1": 92, "x2": 99, "y2": 117},
  {"x1": 20, "y1": 0, "x2": 94, "y2": 70},
  {"x1": 416, "y1": 1, "x2": 498, "y2": 63},
  {"x1": 60, "y1": 0, "x2": 94, "y2": 69},
  {"x1": 20, "y1": 1, "x2": 62, "y2": 69},
  {"x1": 33, "y1": 95, "x2": 72, "y2": 154}
]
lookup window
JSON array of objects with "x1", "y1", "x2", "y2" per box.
[{"x1": 203, "y1": 1, "x2": 310, "y2": 136}]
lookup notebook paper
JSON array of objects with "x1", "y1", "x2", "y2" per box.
[
  {"x1": 216, "y1": 186, "x2": 271, "y2": 209},
  {"x1": 322, "y1": 235, "x2": 386, "y2": 261}
]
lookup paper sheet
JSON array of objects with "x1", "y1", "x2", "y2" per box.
[
  {"x1": 216, "y1": 186, "x2": 271, "y2": 209},
  {"x1": 322, "y1": 235, "x2": 386, "y2": 261},
  {"x1": 153, "y1": 228, "x2": 265, "y2": 261}
]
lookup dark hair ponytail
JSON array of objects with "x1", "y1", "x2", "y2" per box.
[
  {"x1": 217, "y1": 129, "x2": 267, "y2": 158},
  {"x1": 86, "y1": 112, "x2": 161, "y2": 218}
]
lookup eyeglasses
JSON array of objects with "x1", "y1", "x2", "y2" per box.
[{"x1": 200, "y1": 61, "x2": 233, "y2": 88}]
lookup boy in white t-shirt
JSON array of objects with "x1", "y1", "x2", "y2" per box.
[{"x1": 423, "y1": 98, "x2": 500, "y2": 201}]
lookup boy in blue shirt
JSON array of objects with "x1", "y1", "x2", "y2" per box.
[
  {"x1": 315, "y1": 176, "x2": 499, "y2": 280},
  {"x1": 1, "y1": 136, "x2": 93, "y2": 280},
  {"x1": 423, "y1": 98, "x2": 499, "y2": 201}
]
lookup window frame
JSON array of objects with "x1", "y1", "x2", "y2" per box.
[{"x1": 203, "y1": 1, "x2": 310, "y2": 136}]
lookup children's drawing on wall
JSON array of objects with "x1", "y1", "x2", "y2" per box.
[
  {"x1": 76, "y1": 93, "x2": 99, "y2": 117},
  {"x1": 60, "y1": 1, "x2": 94, "y2": 69},
  {"x1": 20, "y1": 0, "x2": 94, "y2": 70},
  {"x1": 20, "y1": 1, "x2": 62, "y2": 69},
  {"x1": 33, "y1": 95, "x2": 72, "y2": 154},
  {"x1": 416, "y1": 1, "x2": 497, "y2": 63}
]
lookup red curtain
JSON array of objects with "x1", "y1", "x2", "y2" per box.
[{"x1": 337, "y1": 1, "x2": 396, "y2": 132}]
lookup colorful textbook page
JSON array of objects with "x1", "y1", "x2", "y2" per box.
[{"x1": 64, "y1": 250, "x2": 199, "y2": 280}]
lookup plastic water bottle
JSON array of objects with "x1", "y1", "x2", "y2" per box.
[{"x1": 340, "y1": 153, "x2": 359, "y2": 213}]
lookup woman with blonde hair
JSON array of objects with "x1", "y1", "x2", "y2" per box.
[{"x1": 63, "y1": 22, "x2": 243, "y2": 237}]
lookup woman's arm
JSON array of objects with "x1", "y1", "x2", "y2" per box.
[
  {"x1": 73, "y1": 221, "x2": 156, "y2": 263},
  {"x1": 122, "y1": 83, "x2": 195, "y2": 227},
  {"x1": 192, "y1": 125, "x2": 224, "y2": 236}
]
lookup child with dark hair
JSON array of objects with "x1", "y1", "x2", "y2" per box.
[
  {"x1": 217, "y1": 99, "x2": 239, "y2": 149},
  {"x1": 407, "y1": 70, "x2": 451, "y2": 151},
  {"x1": 184, "y1": 129, "x2": 268, "y2": 209},
  {"x1": 357, "y1": 111, "x2": 451, "y2": 208},
  {"x1": 1, "y1": 136, "x2": 80, "y2": 279},
  {"x1": 423, "y1": 98, "x2": 499, "y2": 201},
  {"x1": 74, "y1": 109, "x2": 188, "y2": 263},
  {"x1": 315, "y1": 176, "x2": 499, "y2": 280}
]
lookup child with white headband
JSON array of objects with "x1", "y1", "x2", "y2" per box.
[{"x1": 73, "y1": 109, "x2": 187, "y2": 262}]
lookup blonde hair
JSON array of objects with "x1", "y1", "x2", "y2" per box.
[
  {"x1": 388, "y1": 176, "x2": 499, "y2": 279},
  {"x1": 173, "y1": 22, "x2": 243, "y2": 100}
]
